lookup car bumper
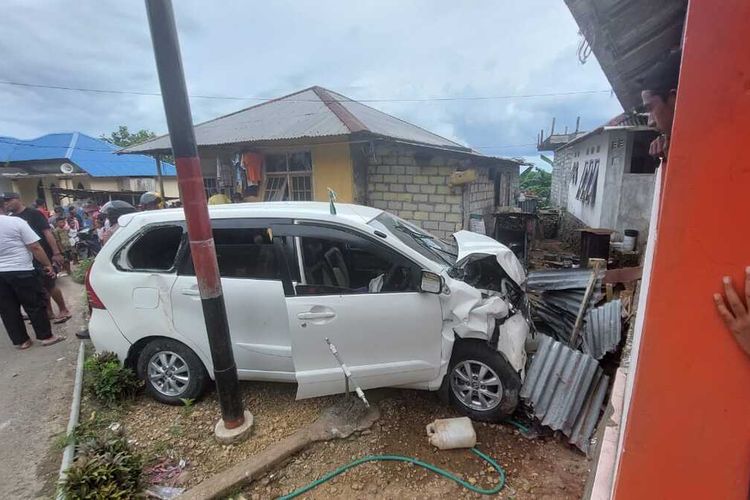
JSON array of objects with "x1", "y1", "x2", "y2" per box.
[{"x1": 89, "y1": 309, "x2": 132, "y2": 363}]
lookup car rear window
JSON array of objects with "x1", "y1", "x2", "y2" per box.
[{"x1": 125, "y1": 226, "x2": 183, "y2": 271}]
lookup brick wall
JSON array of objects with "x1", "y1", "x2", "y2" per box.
[
  {"x1": 366, "y1": 144, "x2": 516, "y2": 240},
  {"x1": 550, "y1": 146, "x2": 574, "y2": 208}
]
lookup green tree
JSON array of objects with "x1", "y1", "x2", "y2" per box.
[
  {"x1": 100, "y1": 126, "x2": 156, "y2": 148},
  {"x1": 520, "y1": 167, "x2": 552, "y2": 206}
]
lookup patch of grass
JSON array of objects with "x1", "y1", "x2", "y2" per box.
[
  {"x1": 180, "y1": 397, "x2": 196, "y2": 418},
  {"x1": 169, "y1": 423, "x2": 184, "y2": 437}
]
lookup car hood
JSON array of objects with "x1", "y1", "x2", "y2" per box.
[{"x1": 452, "y1": 230, "x2": 526, "y2": 285}]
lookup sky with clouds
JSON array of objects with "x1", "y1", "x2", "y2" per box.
[{"x1": 0, "y1": 0, "x2": 623, "y2": 169}]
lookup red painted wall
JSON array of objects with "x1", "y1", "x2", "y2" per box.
[{"x1": 614, "y1": 1, "x2": 750, "y2": 498}]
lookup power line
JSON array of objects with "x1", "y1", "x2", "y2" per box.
[
  {"x1": 0, "y1": 137, "x2": 538, "y2": 154},
  {"x1": 0, "y1": 80, "x2": 612, "y2": 103},
  {"x1": 0, "y1": 138, "x2": 119, "y2": 153}
]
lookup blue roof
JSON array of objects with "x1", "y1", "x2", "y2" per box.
[{"x1": 0, "y1": 132, "x2": 176, "y2": 177}]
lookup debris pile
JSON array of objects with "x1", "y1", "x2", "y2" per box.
[{"x1": 520, "y1": 266, "x2": 640, "y2": 453}]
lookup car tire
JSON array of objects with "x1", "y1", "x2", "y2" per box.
[
  {"x1": 446, "y1": 339, "x2": 521, "y2": 422},
  {"x1": 137, "y1": 338, "x2": 208, "y2": 405}
]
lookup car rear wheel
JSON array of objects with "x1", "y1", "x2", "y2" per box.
[
  {"x1": 137, "y1": 338, "x2": 208, "y2": 405},
  {"x1": 447, "y1": 340, "x2": 521, "y2": 421}
]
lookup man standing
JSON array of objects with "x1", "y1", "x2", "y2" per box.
[
  {"x1": 3, "y1": 193, "x2": 72, "y2": 323},
  {"x1": 0, "y1": 197, "x2": 65, "y2": 348}
]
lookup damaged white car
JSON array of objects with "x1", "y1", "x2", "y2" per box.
[{"x1": 87, "y1": 202, "x2": 532, "y2": 421}]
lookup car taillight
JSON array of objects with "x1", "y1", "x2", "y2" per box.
[{"x1": 85, "y1": 266, "x2": 105, "y2": 310}]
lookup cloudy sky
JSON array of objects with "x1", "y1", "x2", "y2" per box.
[{"x1": 0, "y1": 0, "x2": 622, "y2": 168}]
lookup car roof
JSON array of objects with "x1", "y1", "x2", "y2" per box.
[{"x1": 117, "y1": 201, "x2": 384, "y2": 228}]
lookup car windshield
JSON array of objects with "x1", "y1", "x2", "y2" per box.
[{"x1": 368, "y1": 212, "x2": 458, "y2": 267}]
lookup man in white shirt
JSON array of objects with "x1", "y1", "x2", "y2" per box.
[{"x1": 0, "y1": 196, "x2": 65, "y2": 349}]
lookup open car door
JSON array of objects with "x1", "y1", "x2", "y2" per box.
[{"x1": 277, "y1": 223, "x2": 443, "y2": 399}]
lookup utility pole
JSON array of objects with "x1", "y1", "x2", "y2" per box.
[{"x1": 144, "y1": 0, "x2": 252, "y2": 442}]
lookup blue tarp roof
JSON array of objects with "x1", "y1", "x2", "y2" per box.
[{"x1": 0, "y1": 132, "x2": 176, "y2": 177}]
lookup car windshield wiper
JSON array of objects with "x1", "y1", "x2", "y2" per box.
[{"x1": 393, "y1": 223, "x2": 456, "y2": 264}]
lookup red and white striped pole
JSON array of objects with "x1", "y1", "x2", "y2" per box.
[{"x1": 144, "y1": 0, "x2": 245, "y2": 431}]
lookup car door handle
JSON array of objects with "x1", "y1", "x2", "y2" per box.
[
  {"x1": 297, "y1": 311, "x2": 336, "y2": 320},
  {"x1": 180, "y1": 288, "x2": 200, "y2": 296}
]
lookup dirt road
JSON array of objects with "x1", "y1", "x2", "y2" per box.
[{"x1": 0, "y1": 278, "x2": 84, "y2": 499}]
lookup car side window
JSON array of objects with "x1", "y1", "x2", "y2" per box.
[
  {"x1": 123, "y1": 225, "x2": 183, "y2": 272},
  {"x1": 180, "y1": 227, "x2": 280, "y2": 280},
  {"x1": 296, "y1": 229, "x2": 419, "y2": 296}
]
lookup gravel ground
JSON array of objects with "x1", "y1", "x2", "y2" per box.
[{"x1": 111, "y1": 382, "x2": 588, "y2": 499}]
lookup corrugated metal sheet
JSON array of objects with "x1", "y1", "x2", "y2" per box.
[
  {"x1": 126, "y1": 88, "x2": 349, "y2": 153},
  {"x1": 521, "y1": 335, "x2": 610, "y2": 454},
  {"x1": 582, "y1": 299, "x2": 622, "y2": 359},
  {"x1": 124, "y1": 86, "x2": 473, "y2": 154},
  {"x1": 526, "y1": 268, "x2": 602, "y2": 291},
  {"x1": 331, "y1": 90, "x2": 468, "y2": 150},
  {"x1": 527, "y1": 269, "x2": 604, "y2": 343},
  {"x1": 0, "y1": 133, "x2": 176, "y2": 178}
]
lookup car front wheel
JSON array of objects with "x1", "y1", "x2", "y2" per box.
[
  {"x1": 447, "y1": 340, "x2": 521, "y2": 421},
  {"x1": 137, "y1": 338, "x2": 208, "y2": 405}
]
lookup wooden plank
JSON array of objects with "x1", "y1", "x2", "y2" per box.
[
  {"x1": 570, "y1": 259, "x2": 604, "y2": 346},
  {"x1": 603, "y1": 266, "x2": 643, "y2": 284}
]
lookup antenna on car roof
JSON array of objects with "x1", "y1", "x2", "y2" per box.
[{"x1": 327, "y1": 187, "x2": 337, "y2": 215}]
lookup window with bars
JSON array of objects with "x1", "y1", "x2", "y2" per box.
[{"x1": 263, "y1": 152, "x2": 313, "y2": 201}]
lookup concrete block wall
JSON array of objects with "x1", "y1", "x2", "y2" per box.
[
  {"x1": 465, "y1": 166, "x2": 496, "y2": 233},
  {"x1": 550, "y1": 147, "x2": 573, "y2": 208},
  {"x1": 366, "y1": 145, "x2": 465, "y2": 240},
  {"x1": 366, "y1": 143, "x2": 516, "y2": 240}
]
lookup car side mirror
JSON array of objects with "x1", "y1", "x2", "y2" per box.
[{"x1": 420, "y1": 270, "x2": 443, "y2": 294}]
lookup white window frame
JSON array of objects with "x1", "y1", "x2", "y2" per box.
[{"x1": 262, "y1": 151, "x2": 314, "y2": 201}]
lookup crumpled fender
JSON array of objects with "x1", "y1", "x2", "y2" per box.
[
  {"x1": 442, "y1": 279, "x2": 509, "y2": 339},
  {"x1": 428, "y1": 277, "x2": 527, "y2": 391}
]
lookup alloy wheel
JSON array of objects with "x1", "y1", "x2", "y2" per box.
[
  {"x1": 450, "y1": 360, "x2": 503, "y2": 411},
  {"x1": 148, "y1": 351, "x2": 190, "y2": 397}
]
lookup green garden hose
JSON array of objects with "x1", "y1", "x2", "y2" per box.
[
  {"x1": 276, "y1": 447, "x2": 505, "y2": 499},
  {"x1": 276, "y1": 420, "x2": 527, "y2": 499}
]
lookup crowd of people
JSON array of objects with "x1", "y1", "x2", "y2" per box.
[{"x1": 0, "y1": 190, "x2": 166, "y2": 349}]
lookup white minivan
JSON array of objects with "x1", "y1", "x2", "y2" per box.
[{"x1": 87, "y1": 202, "x2": 531, "y2": 421}]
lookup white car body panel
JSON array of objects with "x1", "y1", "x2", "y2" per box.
[
  {"x1": 170, "y1": 275, "x2": 296, "y2": 380},
  {"x1": 286, "y1": 291, "x2": 442, "y2": 399},
  {"x1": 88, "y1": 202, "x2": 529, "y2": 402}
]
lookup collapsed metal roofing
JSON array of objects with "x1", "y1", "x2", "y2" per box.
[
  {"x1": 582, "y1": 299, "x2": 623, "y2": 360},
  {"x1": 527, "y1": 268, "x2": 605, "y2": 345},
  {"x1": 521, "y1": 334, "x2": 610, "y2": 454},
  {"x1": 122, "y1": 86, "x2": 475, "y2": 155}
]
